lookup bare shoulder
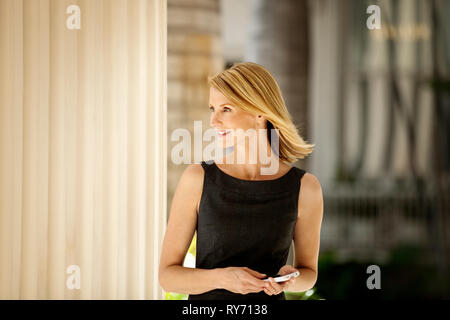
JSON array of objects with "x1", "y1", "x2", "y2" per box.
[
  {"x1": 182, "y1": 163, "x2": 204, "y2": 179},
  {"x1": 298, "y1": 172, "x2": 324, "y2": 218},
  {"x1": 178, "y1": 163, "x2": 205, "y2": 191},
  {"x1": 300, "y1": 172, "x2": 322, "y2": 193},
  {"x1": 175, "y1": 163, "x2": 205, "y2": 214}
]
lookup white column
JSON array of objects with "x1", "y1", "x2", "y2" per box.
[{"x1": 0, "y1": 0, "x2": 167, "y2": 300}]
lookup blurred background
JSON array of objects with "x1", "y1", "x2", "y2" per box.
[{"x1": 167, "y1": 0, "x2": 450, "y2": 299}]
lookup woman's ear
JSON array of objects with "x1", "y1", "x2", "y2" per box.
[{"x1": 256, "y1": 115, "x2": 267, "y2": 129}]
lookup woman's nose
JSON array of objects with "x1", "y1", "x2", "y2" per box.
[{"x1": 210, "y1": 111, "x2": 221, "y2": 127}]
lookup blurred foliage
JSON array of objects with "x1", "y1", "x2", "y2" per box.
[
  {"x1": 187, "y1": 233, "x2": 196, "y2": 256},
  {"x1": 430, "y1": 79, "x2": 450, "y2": 95},
  {"x1": 165, "y1": 291, "x2": 188, "y2": 300},
  {"x1": 285, "y1": 288, "x2": 323, "y2": 300},
  {"x1": 315, "y1": 244, "x2": 450, "y2": 299},
  {"x1": 165, "y1": 289, "x2": 322, "y2": 300}
]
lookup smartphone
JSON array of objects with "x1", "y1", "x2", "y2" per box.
[{"x1": 263, "y1": 271, "x2": 300, "y2": 283}]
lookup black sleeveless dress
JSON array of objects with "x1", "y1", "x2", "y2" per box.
[{"x1": 188, "y1": 160, "x2": 306, "y2": 300}]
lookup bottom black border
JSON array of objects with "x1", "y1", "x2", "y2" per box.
[{"x1": 0, "y1": 300, "x2": 447, "y2": 318}]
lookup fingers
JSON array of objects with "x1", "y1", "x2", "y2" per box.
[
  {"x1": 242, "y1": 268, "x2": 267, "y2": 288},
  {"x1": 263, "y1": 277, "x2": 284, "y2": 296},
  {"x1": 240, "y1": 279, "x2": 265, "y2": 294},
  {"x1": 234, "y1": 267, "x2": 297, "y2": 295},
  {"x1": 237, "y1": 267, "x2": 299, "y2": 295},
  {"x1": 244, "y1": 273, "x2": 267, "y2": 288},
  {"x1": 278, "y1": 265, "x2": 298, "y2": 276},
  {"x1": 264, "y1": 280, "x2": 279, "y2": 295},
  {"x1": 245, "y1": 284, "x2": 265, "y2": 294},
  {"x1": 244, "y1": 267, "x2": 266, "y2": 279},
  {"x1": 241, "y1": 276, "x2": 294, "y2": 295}
]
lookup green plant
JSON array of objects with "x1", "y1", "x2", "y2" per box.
[{"x1": 285, "y1": 288, "x2": 323, "y2": 300}]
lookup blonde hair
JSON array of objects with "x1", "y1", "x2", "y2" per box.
[{"x1": 208, "y1": 61, "x2": 315, "y2": 164}]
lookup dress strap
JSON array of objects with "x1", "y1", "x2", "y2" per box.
[
  {"x1": 292, "y1": 166, "x2": 307, "y2": 180},
  {"x1": 200, "y1": 160, "x2": 215, "y2": 175}
]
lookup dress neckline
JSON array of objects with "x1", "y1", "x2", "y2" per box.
[
  {"x1": 212, "y1": 161, "x2": 295, "y2": 183},
  {"x1": 202, "y1": 160, "x2": 303, "y2": 194}
]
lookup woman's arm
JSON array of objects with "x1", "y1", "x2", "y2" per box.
[
  {"x1": 159, "y1": 163, "x2": 217, "y2": 294},
  {"x1": 158, "y1": 164, "x2": 267, "y2": 295},
  {"x1": 288, "y1": 172, "x2": 323, "y2": 292}
]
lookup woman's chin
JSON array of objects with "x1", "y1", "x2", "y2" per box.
[{"x1": 220, "y1": 144, "x2": 234, "y2": 152}]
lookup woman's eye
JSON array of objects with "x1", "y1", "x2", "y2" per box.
[{"x1": 209, "y1": 107, "x2": 231, "y2": 112}]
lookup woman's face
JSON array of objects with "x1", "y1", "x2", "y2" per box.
[{"x1": 209, "y1": 86, "x2": 263, "y2": 150}]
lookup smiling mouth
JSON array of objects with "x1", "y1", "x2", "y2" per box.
[{"x1": 216, "y1": 129, "x2": 231, "y2": 137}]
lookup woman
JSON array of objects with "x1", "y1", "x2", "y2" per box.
[{"x1": 159, "y1": 62, "x2": 323, "y2": 300}]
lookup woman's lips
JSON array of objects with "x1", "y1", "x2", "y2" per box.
[{"x1": 216, "y1": 129, "x2": 231, "y2": 137}]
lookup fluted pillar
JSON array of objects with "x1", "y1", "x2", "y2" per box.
[{"x1": 0, "y1": 0, "x2": 167, "y2": 300}]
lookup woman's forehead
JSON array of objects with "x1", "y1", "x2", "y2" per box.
[{"x1": 209, "y1": 87, "x2": 233, "y2": 105}]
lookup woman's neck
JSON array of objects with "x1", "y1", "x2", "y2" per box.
[{"x1": 216, "y1": 140, "x2": 283, "y2": 179}]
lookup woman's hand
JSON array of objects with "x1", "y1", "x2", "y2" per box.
[
  {"x1": 219, "y1": 267, "x2": 267, "y2": 295},
  {"x1": 263, "y1": 265, "x2": 298, "y2": 296}
]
